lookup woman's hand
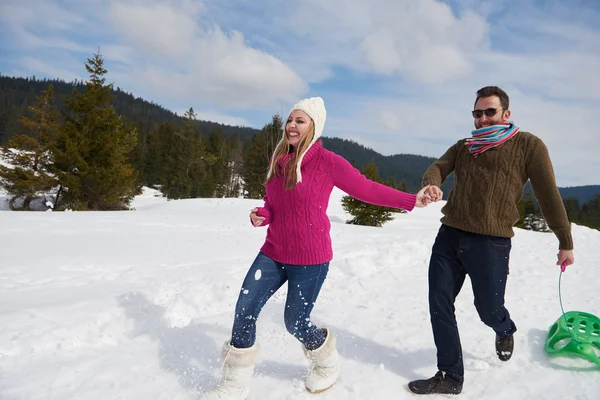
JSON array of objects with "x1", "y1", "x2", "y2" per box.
[
  {"x1": 250, "y1": 208, "x2": 266, "y2": 226},
  {"x1": 415, "y1": 185, "x2": 434, "y2": 208}
]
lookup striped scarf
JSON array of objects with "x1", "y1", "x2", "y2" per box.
[{"x1": 465, "y1": 122, "x2": 520, "y2": 158}]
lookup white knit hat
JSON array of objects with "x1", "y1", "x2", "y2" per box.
[{"x1": 267, "y1": 96, "x2": 327, "y2": 183}]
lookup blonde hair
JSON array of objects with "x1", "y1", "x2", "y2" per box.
[{"x1": 266, "y1": 121, "x2": 316, "y2": 190}]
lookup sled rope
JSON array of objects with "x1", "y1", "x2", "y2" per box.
[{"x1": 558, "y1": 263, "x2": 582, "y2": 345}]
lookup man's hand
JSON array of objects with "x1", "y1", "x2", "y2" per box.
[{"x1": 557, "y1": 249, "x2": 574, "y2": 269}]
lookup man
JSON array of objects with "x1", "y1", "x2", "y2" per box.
[{"x1": 408, "y1": 86, "x2": 575, "y2": 395}]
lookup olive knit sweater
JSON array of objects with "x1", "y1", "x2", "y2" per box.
[{"x1": 422, "y1": 131, "x2": 573, "y2": 250}]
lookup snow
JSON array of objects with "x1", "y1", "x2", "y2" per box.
[{"x1": 1, "y1": 187, "x2": 599, "y2": 399}]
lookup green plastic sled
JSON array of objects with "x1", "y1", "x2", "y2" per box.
[{"x1": 545, "y1": 311, "x2": 600, "y2": 367}]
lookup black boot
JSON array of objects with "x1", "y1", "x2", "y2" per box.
[
  {"x1": 495, "y1": 333, "x2": 514, "y2": 361},
  {"x1": 408, "y1": 371, "x2": 463, "y2": 395}
]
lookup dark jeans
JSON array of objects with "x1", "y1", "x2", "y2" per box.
[
  {"x1": 428, "y1": 225, "x2": 516, "y2": 382},
  {"x1": 230, "y1": 252, "x2": 329, "y2": 350}
]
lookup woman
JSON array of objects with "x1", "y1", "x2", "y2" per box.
[{"x1": 202, "y1": 97, "x2": 432, "y2": 400}]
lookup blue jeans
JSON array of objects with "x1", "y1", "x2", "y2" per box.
[
  {"x1": 428, "y1": 225, "x2": 516, "y2": 382},
  {"x1": 230, "y1": 252, "x2": 329, "y2": 350}
]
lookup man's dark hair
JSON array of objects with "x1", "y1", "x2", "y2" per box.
[{"x1": 475, "y1": 86, "x2": 509, "y2": 110}]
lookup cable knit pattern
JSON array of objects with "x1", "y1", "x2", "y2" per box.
[
  {"x1": 422, "y1": 131, "x2": 573, "y2": 250},
  {"x1": 254, "y1": 141, "x2": 417, "y2": 265}
]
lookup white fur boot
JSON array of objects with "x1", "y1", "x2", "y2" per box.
[
  {"x1": 201, "y1": 341, "x2": 259, "y2": 400},
  {"x1": 303, "y1": 328, "x2": 340, "y2": 393}
]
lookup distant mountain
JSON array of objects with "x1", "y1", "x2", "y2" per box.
[
  {"x1": 1, "y1": 75, "x2": 595, "y2": 202},
  {"x1": 524, "y1": 182, "x2": 600, "y2": 204}
]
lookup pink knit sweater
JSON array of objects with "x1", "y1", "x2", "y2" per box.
[{"x1": 254, "y1": 141, "x2": 417, "y2": 265}]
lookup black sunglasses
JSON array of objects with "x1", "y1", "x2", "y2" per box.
[{"x1": 472, "y1": 108, "x2": 500, "y2": 118}]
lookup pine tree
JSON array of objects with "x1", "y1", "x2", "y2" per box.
[
  {"x1": 242, "y1": 114, "x2": 282, "y2": 199},
  {"x1": 0, "y1": 85, "x2": 60, "y2": 210},
  {"x1": 243, "y1": 132, "x2": 269, "y2": 199},
  {"x1": 161, "y1": 108, "x2": 209, "y2": 199},
  {"x1": 51, "y1": 50, "x2": 138, "y2": 210},
  {"x1": 206, "y1": 127, "x2": 230, "y2": 197},
  {"x1": 341, "y1": 159, "x2": 396, "y2": 227},
  {"x1": 143, "y1": 122, "x2": 172, "y2": 188},
  {"x1": 579, "y1": 194, "x2": 600, "y2": 229},
  {"x1": 226, "y1": 134, "x2": 244, "y2": 197},
  {"x1": 563, "y1": 197, "x2": 580, "y2": 223},
  {"x1": 264, "y1": 114, "x2": 283, "y2": 158},
  {"x1": 161, "y1": 110, "x2": 193, "y2": 199},
  {"x1": 182, "y1": 108, "x2": 212, "y2": 197},
  {"x1": 131, "y1": 119, "x2": 151, "y2": 183}
]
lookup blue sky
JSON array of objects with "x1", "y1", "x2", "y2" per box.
[{"x1": 1, "y1": 0, "x2": 599, "y2": 186}]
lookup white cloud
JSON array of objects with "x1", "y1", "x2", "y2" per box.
[
  {"x1": 281, "y1": 0, "x2": 489, "y2": 83},
  {"x1": 4, "y1": 0, "x2": 308, "y2": 109},
  {"x1": 0, "y1": 0, "x2": 99, "y2": 52},
  {"x1": 0, "y1": 0, "x2": 87, "y2": 31},
  {"x1": 100, "y1": 45, "x2": 137, "y2": 66},
  {"x1": 108, "y1": 0, "x2": 201, "y2": 59},
  {"x1": 105, "y1": 0, "x2": 307, "y2": 108}
]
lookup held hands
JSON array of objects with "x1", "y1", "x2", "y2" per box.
[
  {"x1": 423, "y1": 185, "x2": 443, "y2": 202},
  {"x1": 415, "y1": 185, "x2": 443, "y2": 208},
  {"x1": 250, "y1": 207, "x2": 265, "y2": 227}
]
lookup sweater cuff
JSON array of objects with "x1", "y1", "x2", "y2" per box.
[
  {"x1": 555, "y1": 229, "x2": 573, "y2": 250},
  {"x1": 422, "y1": 178, "x2": 441, "y2": 188},
  {"x1": 398, "y1": 193, "x2": 417, "y2": 212}
]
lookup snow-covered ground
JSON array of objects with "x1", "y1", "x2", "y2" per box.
[{"x1": 1, "y1": 187, "x2": 598, "y2": 399}]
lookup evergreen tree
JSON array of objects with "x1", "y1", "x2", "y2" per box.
[
  {"x1": 161, "y1": 108, "x2": 209, "y2": 199},
  {"x1": 51, "y1": 50, "x2": 138, "y2": 210},
  {"x1": 341, "y1": 159, "x2": 396, "y2": 227},
  {"x1": 142, "y1": 122, "x2": 172, "y2": 188},
  {"x1": 182, "y1": 108, "x2": 212, "y2": 197},
  {"x1": 579, "y1": 194, "x2": 600, "y2": 229},
  {"x1": 225, "y1": 134, "x2": 244, "y2": 197},
  {"x1": 206, "y1": 127, "x2": 230, "y2": 197},
  {"x1": 0, "y1": 85, "x2": 60, "y2": 210},
  {"x1": 564, "y1": 197, "x2": 580, "y2": 223},
  {"x1": 243, "y1": 131, "x2": 269, "y2": 199},
  {"x1": 242, "y1": 114, "x2": 283, "y2": 199},
  {"x1": 131, "y1": 119, "x2": 151, "y2": 183},
  {"x1": 161, "y1": 109, "x2": 194, "y2": 199}
]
